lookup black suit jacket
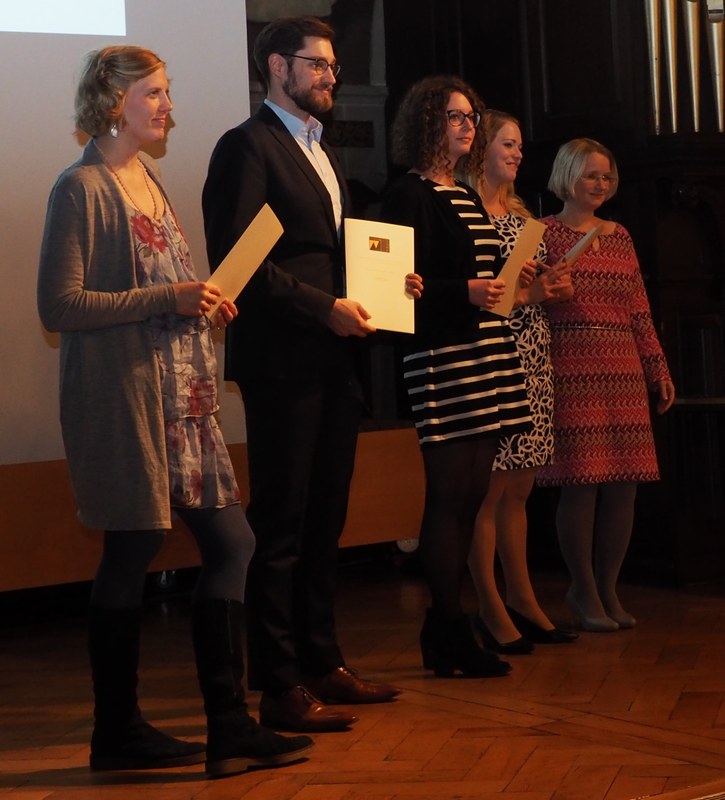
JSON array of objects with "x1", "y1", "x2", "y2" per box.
[{"x1": 202, "y1": 103, "x2": 352, "y2": 382}]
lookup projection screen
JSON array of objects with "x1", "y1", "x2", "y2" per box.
[{"x1": 0, "y1": 0, "x2": 251, "y2": 467}]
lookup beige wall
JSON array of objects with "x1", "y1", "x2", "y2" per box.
[{"x1": 0, "y1": 431, "x2": 424, "y2": 592}]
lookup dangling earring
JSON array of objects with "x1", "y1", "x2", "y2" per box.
[{"x1": 110, "y1": 123, "x2": 118, "y2": 138}]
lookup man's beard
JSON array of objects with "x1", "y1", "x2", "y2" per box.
[{"x1": 282, "y1": 71, "x2": 334, "y2": 116}]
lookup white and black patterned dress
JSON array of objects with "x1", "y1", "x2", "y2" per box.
[
  {"x1": 401, "y1": 181, "x2": 531, "y2": 445},
  {"x1": 491, "y1": 213, "x2": 554, "y2": 470}
]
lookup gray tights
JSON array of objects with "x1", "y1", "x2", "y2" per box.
[
  {"x1": 556, "y1": 482, "x2": 638, "y2": 618},
  {"x1": 90, "y1": 504, "x2": 255, "y2": 608}
]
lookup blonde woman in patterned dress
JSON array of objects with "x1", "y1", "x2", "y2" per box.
[
  {"x1": 382, "y1": 77, "x2": 534, "y2": 678},
  {"x1": 37, "y1": 45, "x2": 312, "y2": 778},
  {"x1": 537, "y1": 138, "x2": 675, "y2": 631},
  {"x1": 465, "y1": 111, "x2": 576, "y2": 654}
]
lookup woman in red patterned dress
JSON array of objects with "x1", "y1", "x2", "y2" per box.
[{"x1": 537, "y1": 139, "x2": 675, "y2": 632}]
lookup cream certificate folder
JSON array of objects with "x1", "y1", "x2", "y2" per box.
[
  {"x1": 489, "y1": 217, "x2": 545, "y2": 319},
  {"x1": 344, "y1": 218, "x2": 415, "y2": 334},
  {"x1": 205, "y1": 203, "x2": 283, "y2": 319}
]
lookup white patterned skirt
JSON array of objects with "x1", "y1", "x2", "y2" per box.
[{"x1": 493, "y1": 303, "x2": 554, "y2": 470}]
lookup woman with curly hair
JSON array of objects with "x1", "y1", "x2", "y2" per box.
[{"x1": 381, "y1": 77, "x2": 532, "y2": 678}]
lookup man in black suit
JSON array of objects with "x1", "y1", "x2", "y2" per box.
[{"x1": 202, "y1": 15, "x2": 400, "y2": 733}]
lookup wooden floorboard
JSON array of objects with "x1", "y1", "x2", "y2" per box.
[{"x1": 1, "y1": 558, "x2": 725, "y2": 799}]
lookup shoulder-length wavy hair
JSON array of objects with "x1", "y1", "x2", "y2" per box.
[
  {"x1": 75, "y1": 45, "x2": 165, "y2": 138},
  {"x1": 547, "y1": 137, "x2": 619, "y2": 202},
  {"x1": 479, "y1": 109, "x2": 531, "y2": 218},
  {"x1": 389, "y1": 75, "x2": 486, "y2": 177}
]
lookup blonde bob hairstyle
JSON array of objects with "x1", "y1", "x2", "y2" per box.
[
  {"x1": 75, "y1": 45, "x2": 165, "y2": 138},
  {"x1": 547, "y1": 138, "x2": 619, "y2": 202}
]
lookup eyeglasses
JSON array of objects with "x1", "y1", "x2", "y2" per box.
[
  {"x1": 279, "y1": 53, "x2": 341, "y2": 77},
  {"x1": 580, "y1": 172, "x2": 614, "y2": 183},
  {"x1": 446, "y1": 110, "x2": 481, "y2": 128}
]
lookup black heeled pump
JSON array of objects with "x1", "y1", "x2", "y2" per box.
[
  {"x1": 505, "y1": 605, "x2": 578, "y2": 644},
  {"x1": 474, "y1": 616, "x2": 534, "y2": 655}
]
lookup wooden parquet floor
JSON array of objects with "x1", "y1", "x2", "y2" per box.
[{"x1": 2, "y1": 558, "x2": 725, "y2": 800}]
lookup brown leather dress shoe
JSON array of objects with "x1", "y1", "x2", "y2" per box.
[
  {"x1": 304, "y1": 666, "x2": 401, "y2": 705},
  {"x1": 259, "y1": 686, "x2": 358, "y2": 733}
]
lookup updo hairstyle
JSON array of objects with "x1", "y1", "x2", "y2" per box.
[{"x1": 75, "y1": 45, "x2": 165, "y2": 137}]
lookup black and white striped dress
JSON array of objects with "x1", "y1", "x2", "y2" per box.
[{"x1": 403, "y1": 182, "x2": 531, "y2": 445}]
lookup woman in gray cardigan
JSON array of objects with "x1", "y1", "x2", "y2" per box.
[{"x1": 37, "y1": 45, "x2": 312, "y2": 779}]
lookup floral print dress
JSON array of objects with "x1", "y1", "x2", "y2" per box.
[{"x1": 131, "y1": 208, "x2": 240, "y2": 509}]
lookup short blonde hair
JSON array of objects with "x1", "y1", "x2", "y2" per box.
[
  {"x1": 547, "y1": 138, "x2": 619, "y2": 202},
  {"x1": 75, "y1": 45, "x2": 165, "y2": 137}
]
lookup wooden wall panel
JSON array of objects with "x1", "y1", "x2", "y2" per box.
[{"x1": 0, "y1": 429, "x2": 424, "y2": 592}]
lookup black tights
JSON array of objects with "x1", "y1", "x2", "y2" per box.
[
  {"x1": 90, "y1": 504, "x2": 255, "y2": 609},
  {"x1": 419, "y1": 436, "x2": 499, "y2": 617}
]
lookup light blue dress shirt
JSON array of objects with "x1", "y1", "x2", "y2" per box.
[{"x1": 264, "y1": 99, "x2": 343, "y2": 236}]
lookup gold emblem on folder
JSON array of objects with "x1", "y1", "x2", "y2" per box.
[{"x1": 368, "y1": 237, "x2": 390, "y2": 253}]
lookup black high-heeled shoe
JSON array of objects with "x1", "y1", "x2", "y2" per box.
[
  {"x1": 474, "y1": 616, "x2": 534, "y2": 655},
  {"x1": 420, "y1": 609, "x2": 511, "y2": 678},
  {"x1": 505, "y1": 605, "x2": 578, "y2": 644}
]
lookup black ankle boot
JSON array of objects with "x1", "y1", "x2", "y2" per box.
[
  {"x1": 192, "y1": 599, "x2": 313, "y2": 778},
  {"x1": 420, "y1": 607, "x2": 440, "y2": 671},
  {"x1": 90, "y1": 709, "x2": 207, "y2": 771},
  {"x1": 420, "y1": 608, "x2": 511, "y2": 678},
  {"x1": 88, "y1": 606, "x2": 205, "y2": 771}
]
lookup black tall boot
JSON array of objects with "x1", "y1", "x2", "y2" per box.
[
  {"x1": 420, "y1": 607, "x2": 512, "y2": 678},
  {"x1": 191, "y1": 598, "x2": 314, "y2": 778},
  {"x1": 88, "y1": 606, "x2": 206, "y2": 771}
]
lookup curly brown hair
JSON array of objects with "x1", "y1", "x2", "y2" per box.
[{"x1": 389, "y1": 75, "x2": 486, "y2": 176}]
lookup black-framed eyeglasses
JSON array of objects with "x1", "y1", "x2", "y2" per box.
[
  {"x1": 279, "y1": 53, "x2": 341, "y2": 77},
  {"x1": 446, "y1": 110, "x2": 481, "y2": 128}
]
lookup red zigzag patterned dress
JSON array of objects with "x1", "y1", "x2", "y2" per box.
[{"x1": 536, "y1": 217, "x2": 672, "y2": 486}]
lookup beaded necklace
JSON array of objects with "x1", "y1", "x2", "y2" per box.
[{"x1": 94, "y1": 140, "x2": 159, "y2": 219}]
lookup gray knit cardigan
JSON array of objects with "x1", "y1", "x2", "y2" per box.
[{"x1": 38, "y1": 141, "x2": 181, "y2": 530}]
